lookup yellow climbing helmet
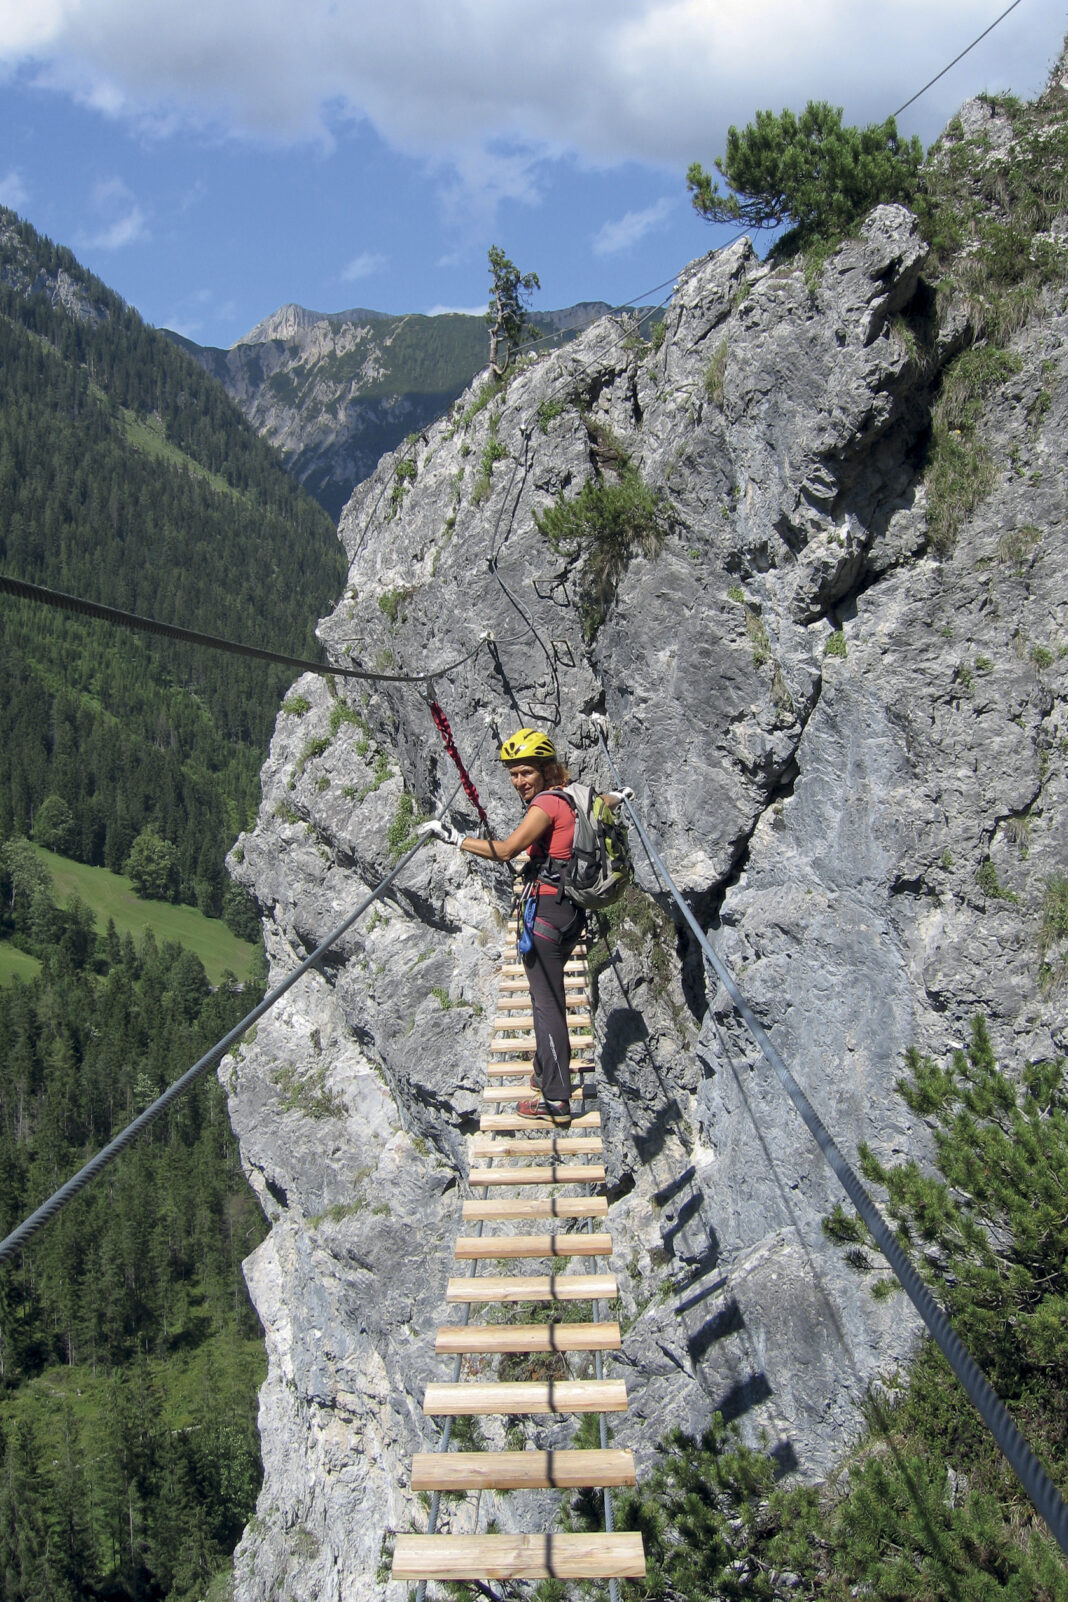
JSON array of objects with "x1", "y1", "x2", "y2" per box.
[{"x1": 499, "y1": 728, "x2": 556, "y2": 764}]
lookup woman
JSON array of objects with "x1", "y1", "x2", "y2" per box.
[{"x1": 419, "y1": 728, "x2": 606, "y2": 1123}]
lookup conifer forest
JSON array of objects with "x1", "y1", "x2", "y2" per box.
[{"x1": 0, "y1": 212, "x2": 345, "y2": 1601}]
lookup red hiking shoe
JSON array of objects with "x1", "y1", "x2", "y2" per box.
[{"x1": 515, "y1": 1098, "x2": 571, "y2": 1124}]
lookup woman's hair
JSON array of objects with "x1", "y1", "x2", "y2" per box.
[{"x1": 541, "y1": 759, "x2": 572, "y2": 787}]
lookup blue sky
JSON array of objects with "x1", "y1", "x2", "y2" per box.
[{"x1": 2, "y1": 1, "x2": 1065, "y2": 349}]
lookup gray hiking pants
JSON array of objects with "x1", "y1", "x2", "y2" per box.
[{"x1": 522, "y1": 893, "x2": 585, "y2": 1103}]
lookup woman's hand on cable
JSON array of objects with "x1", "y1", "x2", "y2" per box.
[
  {"x1": 416, "y1": 819, "x2": 465, "y2": 847},
  {"x1": 604, "y1": 786, "x2": 634, "y2": 808}
]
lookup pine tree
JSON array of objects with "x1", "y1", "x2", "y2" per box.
[
  {"x1": 687, "y1": 101, "x2": 923, "y2": 256},
  {"x1": 486, "y1": 246, "x2": 540, "y2": 375}
]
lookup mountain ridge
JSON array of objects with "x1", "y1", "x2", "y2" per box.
[{"x1": 169, "y1": 298, "x2": 648, "y2": 518}]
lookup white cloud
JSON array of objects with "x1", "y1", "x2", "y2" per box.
[
  {"x1": 85, "y1": 205, "x2": 146, "y2": 247},
  {"x1": 0, "y1": 168, "x2": 29, "y2": 209},
  {"x1": 425, "y1": 303, "x2": 486, "y2": 317},
  {"x1": 340, "y1": 249, "x2": 388, "y2": 282},
  {"x1": 77, "y1": 175, "x2": 149, "y2": 248},
  {"x1": 593, "y1": 196, "x2": 674, "y2": 256},
  {"x1": 1, "y1": 0, "x2": 1064, "y2": 206}
]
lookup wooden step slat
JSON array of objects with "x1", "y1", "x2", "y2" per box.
[
  {"x1": 497, "y1": 992, "x2": 587, "y2": 1006},
  {"x1": 423, "y1": 1379, "x2": 626, "y2": 1415},
  {"x1": 393, "y1": 1532, "x2": 645, "y2": 1581},
  {"x1": 469, "y1": 1164, "x2": 606, "y2": 1186},
  {"x1": 488, "y1": 1037, "x2": 594, "y2": 1054},
  {"x1": 454, "y1": 1232, "x2": 612, "y2": 1259},
  {"x1": 435, "y1": 1321, "x2": 620, "y2": 1353},
  {"x1": 486, "y1": 1060, "x2": 594, "y2": 1077},
  {"x1": 501, "y1": 963, "x2": 588, "y2": 973},
  {"x1": 462, "y1": 1196, "x2": 608, "y2": 1220},
  {"x1": 482, "y1": 1085, "x2": 596, "y2": 1103},
  {"x1": 471, "y1": 1136, "x2": 604, "y2": 1157},
  {"x1": 493, "y1": 1013, "x2": 593, "y2": 1030},
  {"x1": 499, "y1": 974, "x2": 586, "y2": 986},
  {"x1": 478, "y1": 1111, "x2": 600, "y2": 1132},
  {"x1": 410, "y1": 1447, "x2": 635, "y2": 1491},
  {"x1": 446, "y1": 1273, "x2": 616, "y2": 1303}
]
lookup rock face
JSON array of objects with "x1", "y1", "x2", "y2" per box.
[
  {"x1": 173, "y1": 301, "x2": 626, "y2": 519},
  {"x1": 1, "y1": 207, "x2": 109, "y2": 325},
  {"x1": 224, "y1": 190, "x2": 1067, "y2": 1595}
]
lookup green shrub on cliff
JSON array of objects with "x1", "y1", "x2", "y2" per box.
[{"x1": 535, "y1": 470, "x2": 672, "y2": 639}]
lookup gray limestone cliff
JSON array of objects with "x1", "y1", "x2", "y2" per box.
[{"x1": 221, "y1": 120, "x2": 1067, "y2": 1599}]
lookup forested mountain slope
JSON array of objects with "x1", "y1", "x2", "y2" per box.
[
  {"x1": 0, "y1": 209, "x2": 346, "y2": 911},
  {"x1": 172, "y1": 300, "x2": 627, "y2": 519},
  {"x1": 0, "y1": 211, "x2": 347, "y2": 1602}
]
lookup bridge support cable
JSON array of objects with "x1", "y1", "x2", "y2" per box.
[
  {"x1": 0, "y1": 574, "x2": 495, "y2": 688},
  {"x1": 588, "y1": 1211, "x2": 621, "y2": 1602},
  {"x1": 0, "y1": 736, "x2": 490, "y2": 1269},
  {"x1": 597, "y1": 735, "x2": 1068, "y2": 1558},
  {"x1": 415, "y1": 1164, "x2": 490, "y2": 1602}
]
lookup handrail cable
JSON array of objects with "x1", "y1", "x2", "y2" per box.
[
  {"x1": 596, "y1": 734, "x2": 1068, "y2": 1559},
  {"x1": 0, "y1": 729, "x2": 491, "y2": 1268},
  {"x1": 893, "y1": 0, "x2": 1027, "y2": 117},
  {"x1": 0, "y1": 574, "x2": 493, "y2": 688}
]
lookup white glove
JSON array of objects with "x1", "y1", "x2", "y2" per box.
[
  {"x1": 605, "y1": 787, "x2": 634, "y2": 808},
  {"x1": 416, "y1": 819, "x2": 464, "y2": 847}
]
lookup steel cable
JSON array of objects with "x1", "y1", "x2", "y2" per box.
[
  {"x1": 597, "y1": 734, "x2": 1068, "y2": 1559},
  {"x1": 0, "y1": 730, "x2": 490, "y2": 1267},
  {"x1": 0, "y1": 574, "x2": 490, "y2": 687}
]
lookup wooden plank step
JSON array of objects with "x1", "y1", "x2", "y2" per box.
[
  {"x1": 478, "y1": 1111, "x2": 601, "y2": 1132},
  {"x1": 462, "y1": 1196, "x2": 608, "y2": 1220},
  {"x1": 435, "y1": 1321, "x2": 620, "y2": 1353},
  {"x1": 410, "y1": 1448, "x2": 635, "y2": 1491},
  {"x1": 392, "y1": 1532, "x2": 645, "y2": 1580},
  {"x1": 454, "y1": 1232, "x2": 612, "y2": 1259},
  {"x1": 423, "y1": 1379, "x2": 627, "y2": 1415},
  {"x1": 498, "y1": 990, "x2": 587, "y2": 1004},
  {"x1": 486, "y1": 1060, "x2": 594, "y2": 1076},
  {"x1": 501, "y1": 964, "x2": 587, "y2": 977},
  {"x1": 482, "y1": 1085, "x2": 596, "y2": 1103},
  {"x1": 471, "y1": 1136, "x2": 604, "y2": 1157},
  {"x1": 488, "y1": 1036, "x2": 594, "y2": 1053},
  {"x1": 503, "y1": 937, "x2": 587, "y2": 947},
  {"x1": 446, "y1": 1273, "x2": 616, "y2": 1303},
  {"x1": 499, "y1": 979, "x2": 586, "y2": 993},
  {"x1": 469, "y1": 1165, "x2": 606, "y2": 1186},
  {"x1": 493, "y1": 1013, "x2": 593, "y2": 1030}
]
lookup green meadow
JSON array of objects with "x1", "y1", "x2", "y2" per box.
[{"x1": 6, "y1": 844, "x2": 260, "y2": 984}]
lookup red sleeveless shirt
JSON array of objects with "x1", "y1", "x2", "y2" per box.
[{"x1": 526, "y1": 791, "x2": 575, "y2": 891}]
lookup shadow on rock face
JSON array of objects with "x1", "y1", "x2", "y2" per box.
[
  {"x1": 714, "y1": 1370, "x2": 774, "y2": 1427},
  {"x1": 685, "y1": 1294, "x2": 745, "y2": 1364},
  {"x1": 600, "y1": 1001, "x2": 685, "y2": 1162}
]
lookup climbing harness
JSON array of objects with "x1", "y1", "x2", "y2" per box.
[
  {"x1": 596, "y1": 734, "x2": 1068, "y2": 1560},
  {"x1": 428, "y1": 697, "x2": 491, "y2": 832}
]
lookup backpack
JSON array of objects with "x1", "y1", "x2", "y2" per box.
[{"x1": 537, "y1": 784, "x2": 633, "y2": 909}]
